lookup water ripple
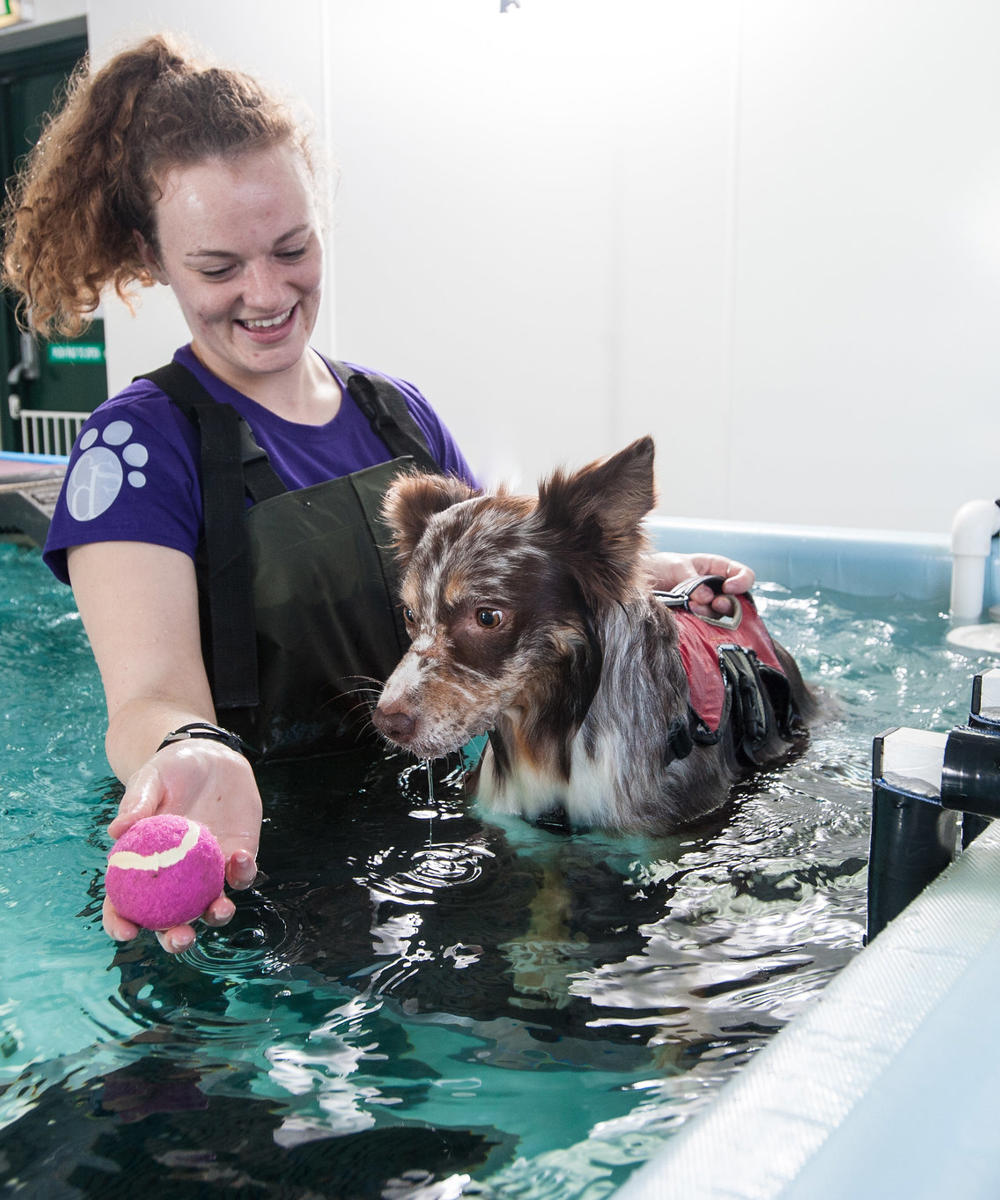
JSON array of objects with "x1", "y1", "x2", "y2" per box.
[{"x1": 363, "y1": 842, "x2": 496, "y2": 905}]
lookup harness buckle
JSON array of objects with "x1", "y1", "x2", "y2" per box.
[{"x1": 654, "y1": 574, "x2": 744, "y2": 631}]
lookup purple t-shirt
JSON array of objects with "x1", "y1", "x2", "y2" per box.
[{"x1": 43, "y1": 345, "x2": 475, "y2": 584}]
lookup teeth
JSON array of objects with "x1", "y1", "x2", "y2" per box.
[{"x1": 241, "y1": 309, "x2": 292, "y2": 329}]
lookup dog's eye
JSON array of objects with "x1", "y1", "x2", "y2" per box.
[
  {"x1": 476, "y1": 608, "x2": 504, "y2": 629},
  {"x1": 402, "y1": 606, "x2": 416, "y2": 624}
]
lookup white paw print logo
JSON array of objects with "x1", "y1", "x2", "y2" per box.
[{"x1": 66, "y1": 420, "x2": 149, "y2": 522}]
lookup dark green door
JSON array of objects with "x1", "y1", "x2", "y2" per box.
[{"x1": 1, "y1": 34, "x2": 108, "y2": 454}]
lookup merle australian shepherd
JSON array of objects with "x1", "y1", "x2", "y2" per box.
[{"x1": 372, "y1": 437, "x2": 816, "y2": 834}]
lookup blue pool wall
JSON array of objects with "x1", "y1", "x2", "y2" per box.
[{"x1": 647, "y1": 515, "x2": 969, "y2": 608}]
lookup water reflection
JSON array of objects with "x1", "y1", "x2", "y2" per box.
[
  {"x1": 3, "y1": 729, "x2": 872, "y2": 1197},
  {"x1": 7, "y1": 572, "x2": 967, "y2": 1198}
]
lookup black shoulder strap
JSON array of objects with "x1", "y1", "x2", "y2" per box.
[
  {"x1": 332, "y1": 361, "x2": 441, "y2": 473},
  {"x1": 144, "y1": 362, "x2": 286, "y2": 503},
  {"x1": 141, "y1": 362, "x2": 273, "y2": 710}
]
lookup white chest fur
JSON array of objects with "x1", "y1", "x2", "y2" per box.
[{"x1": 474, "y1": 737, "x2": 622, "y2": 826}]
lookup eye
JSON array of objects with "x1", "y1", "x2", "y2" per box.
[
  {"x1": 276, "y1": 246, "x2": 308, "y2": 262},
  {"x1": 402, "y1": 605, "x2": 416, "y2": 624},
  {"x1": 476, "y1": 608, "x2": 504, "y2": 629}
]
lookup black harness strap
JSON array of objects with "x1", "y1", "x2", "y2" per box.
[
  {"x1": 143, "y1": 363, "x2": 278, "y2": 710},
  {"x1": 333, "y1": 362, "x2": 441, "y2": 475},
  {"x1": 717, "y1": 645, "x2": 771, "y2": 763},
  {"x1": 145, "y1": 363, "x2": 287, "y2": 502}
]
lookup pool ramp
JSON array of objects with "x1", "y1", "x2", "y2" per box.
[
  {"x1": 0, "y1": 454, "x2": 65, "y2": 546},
  {"x1": 615, "y1": 788, "x2": 1000, "y2": 1200}
]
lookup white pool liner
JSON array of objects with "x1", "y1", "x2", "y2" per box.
[{"x1": 616, "y1": 817, "x2": 1000, "y2": 1200}]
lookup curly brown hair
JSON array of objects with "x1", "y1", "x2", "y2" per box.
[{"x1": 1, "y1": 33, "x2": 313, "y2": 336}]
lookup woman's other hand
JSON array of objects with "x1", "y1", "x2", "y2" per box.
[{"x1": 646, "y1": 551, "x2": 755, "y2": 617}]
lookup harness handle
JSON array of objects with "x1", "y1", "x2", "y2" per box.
[{"x1": 654, "y1": 574, "x2": 744, "y2": 630}]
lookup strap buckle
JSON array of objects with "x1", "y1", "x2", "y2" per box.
[{"x1": 655, "y1": 574, "x2": 744, "y2": 630}]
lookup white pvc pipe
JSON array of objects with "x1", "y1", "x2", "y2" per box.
[{"x1": 949, "y1": 499, "x2": 1000, "y2": 620}]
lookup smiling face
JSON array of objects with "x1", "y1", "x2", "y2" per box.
[{"x1": 142, "y1": 142, "x2": 324, "y2": 396}]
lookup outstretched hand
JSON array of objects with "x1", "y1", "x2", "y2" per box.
[
  {"x1": 103, "y1": 741, "x2": 262, "y2": 954},
  {"x1": 646, "y1": 551, "x2": 755, "y2": 618}
]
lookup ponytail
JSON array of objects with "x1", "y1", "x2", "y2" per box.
[{"x1": 1, "y1": 34, "x2": 309, "y2": 336}]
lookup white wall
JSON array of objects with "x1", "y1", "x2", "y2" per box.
[{"x1": 69, "y1": 1, "x2": 1000, "y2": 534}]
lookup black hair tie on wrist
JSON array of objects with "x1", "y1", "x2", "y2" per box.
[{"x1": 156, "y1": 722, "x2": 255, "y2": 759}]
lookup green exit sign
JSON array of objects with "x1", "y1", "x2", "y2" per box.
[{"x1": 47, "y1": 343, "x2": 106, "y2": 365}]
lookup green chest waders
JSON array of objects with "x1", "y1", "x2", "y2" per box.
[{"x1": 142, "y1": 362, "x2": 441, "y2": 759}]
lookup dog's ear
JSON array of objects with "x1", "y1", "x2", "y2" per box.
[
  {"x1": 382, "y1": 471, "x2": 479, "y2": 566},
  {"x1": 536, "y1": 436, "x2": 656, "y2": 606}
]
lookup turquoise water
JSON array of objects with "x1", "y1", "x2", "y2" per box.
[{"x1": 0, "y1": 542, "x2": 991, "y2": 1198}]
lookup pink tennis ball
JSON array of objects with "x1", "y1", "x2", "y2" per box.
[{"x1": 105, "y1": 815, "x2": 226, "y2": 930}]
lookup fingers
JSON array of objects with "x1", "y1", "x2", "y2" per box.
[
  {"x1": 687, "y1": 554, "x2": 755, "y2": 593},
  {"x1": 107, "y1": 769, "x2": 162, "y2": 839},
  {"x1": 719, "y1": 562, "x2": 754, "y2": 593},
  {"x1": 710, "y1": 593, "x2": 737, "y2": 617},
  {"x1": 155, "y1": 926, "x2": 197, "y2": 954},
  {"x1": 103, "y1": 893, "x2": 237, "y2": 954},
  {"x1": 646, "y1": 551, "x2": 756, "y2": 596},
  {"x1": 102, "y1": 893, "x2": 140, "y2": 943},
  {"x1": 102, "y1": 851, "x2": 248, "y2": 953},
  {"x1": 682, "y1": 558, "x2": 755, "y2": 619},
  {"x1": 227, "y1": 848, "x2": 258, "y2": 891},
  {"x1": 201, "y1": 893, "x2": 237, "y2": 927},
  {"x1": 688, "y1": 595, "x2": 729, "y2": 618},
  {"x1": 150, "y1": 893, "x2": 237, "y2": 951},
  {"x1": 688, "y1": 581, "x2": 744, "y2": 618}
]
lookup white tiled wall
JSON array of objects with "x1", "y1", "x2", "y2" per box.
[{"x1": 79, "y1": 0, "x2": 1000, "y2": 535}]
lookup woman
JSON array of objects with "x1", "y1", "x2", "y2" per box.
[{"x1": 2, "y1": 34, "x2": 752, "y2": 954}]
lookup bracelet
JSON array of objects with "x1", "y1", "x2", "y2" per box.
[{"x1": 156, "y1": 722, "x2": 253, "y2": 758}]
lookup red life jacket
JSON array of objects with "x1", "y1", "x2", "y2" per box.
[{"x1": 674, "y1": 594, "x2": 785, "y2": 734}]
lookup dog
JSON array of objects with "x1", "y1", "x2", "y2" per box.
[{"x1": 372, "y1": 437, "x2": 816, "y2": 834}]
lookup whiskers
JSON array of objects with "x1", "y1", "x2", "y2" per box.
[
  {"x1": 329, "y1": 673, "x2": 387, "y2": 735},
  {"x1": 338, "y1": 674, "x2": 472, "y2": 783}
]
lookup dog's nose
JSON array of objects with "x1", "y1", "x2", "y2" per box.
[{"x1": 373, "y1": 705, "x2": 417, "y2": 743}]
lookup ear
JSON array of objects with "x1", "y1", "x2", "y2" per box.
[
  {"x1": 535, "y1": 437, "x2": 656, "y2": 606},
  {"x1": 133, "y1": 231, "x2": 168, "y2": 285},
  {"x1": 382, "y1": 471, "x2": 479, "y2": 567}
]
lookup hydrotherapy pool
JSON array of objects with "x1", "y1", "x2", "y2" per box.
[{"x1": 0, "y1": 520, "x2": 991, "y2": 1198}]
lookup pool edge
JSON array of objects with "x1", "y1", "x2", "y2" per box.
[{"x1": 614, "y1": 818, "x2": 1000, "y2": 1199}]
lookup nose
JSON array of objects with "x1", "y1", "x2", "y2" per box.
[
  {"x1": 373, "y1": 701, "x2": 416, "y2": 744},
  {"x1": 241, "y1": 259, "x2": 291, "y2": 312}
]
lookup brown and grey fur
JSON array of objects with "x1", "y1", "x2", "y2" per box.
[{"x1": 373, "y1": 437, "x2": 815, "y2": 834}]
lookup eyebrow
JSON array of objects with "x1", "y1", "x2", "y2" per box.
[{"x1": 184, "y1": 225, "x2": 313, "y2": 260}]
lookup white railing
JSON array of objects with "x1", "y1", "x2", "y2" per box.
[{"x1": 19, "y1": 409, "x2": 89, "y2": 457}]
